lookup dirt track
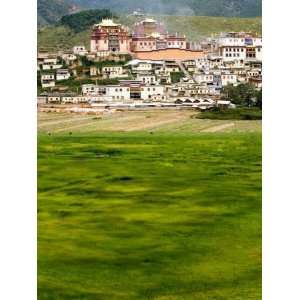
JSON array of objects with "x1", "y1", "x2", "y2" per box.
[{"x1": 38, "y1": 110, "x2": 261, "y2": 134}]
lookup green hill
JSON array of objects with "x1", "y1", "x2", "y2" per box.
[
  {"x1": 38, "y1": 15, "x2": 261, "y2": 51},
  {"x1": 71, "y1": 0, "x2": 262, "y2": 17}
]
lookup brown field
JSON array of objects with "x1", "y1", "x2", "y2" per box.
[{"x1": 38, "y1": 110, "x2": 261, "y2": 134}]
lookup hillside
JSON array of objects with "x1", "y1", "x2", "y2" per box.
[
  {"x1": 37, "y1": 0, "x2": 79, "y2": 26},
  {"x1": 37, "y1": 0, "x2": 262, "y2": 26},
  {"x1": 38, "y1": 15, "x2": 262, "y2": 51},
  {"x1": 71, "y1": 0, "x2": 261, "y2": 17}
]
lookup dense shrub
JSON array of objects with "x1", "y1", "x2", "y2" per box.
[
  {"x1": 195, "y1": 107, "x2": 262, "y2": 120},
  {"x1": 60, "y1": 9, "x2": 115, "y2": 33}
]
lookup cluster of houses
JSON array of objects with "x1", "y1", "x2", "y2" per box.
[{"x1": 38, "y1": 18, "x2": 262, "y2": 109}]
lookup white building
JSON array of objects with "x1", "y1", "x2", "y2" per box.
[
  {"x1": 218, "y1": 33, "x2": 262, "y2": 61},
  {"x1": 102, "y1": 66, "x2": 124, "y2": 78},
  {"x1": 73, "y1": 46, "x2": 88, "y2": 56},
  {"x1": 41, "y1": 74, "x2": 55, "y2": 88},
  {"x1": 194, "y1": 73, "x2": 214, "y2": 84},
  {"x1": 137, "y1": 74, "x2": 157, "y2": 85},
  {"x1": 105, "y1": 86, "x2": 131, "y2": 101},
  {"x1": 141, "y1": 85, "x2": 165, "y2": 101},
  {"x1": 42, "y1": 58, "x2": 63, "y2": 70},
  {"x1": 221, "y1": 73, "x2": 237, "y2": 86},
  {"x1": 82, "y1": 84, "x2": 105, "y2": 95},
  {"x1": 61, "y1": 53, "x2": 77, "y2": 65},
  {"x1": 56, "y1": 69, "x2": 71, "y2": 81},
  {"x1": 132, "y1": 62, "x2": 153, "y2": 73},
  {"x1": 48, "y1": 96, "x2": 61, "y2": 103}
]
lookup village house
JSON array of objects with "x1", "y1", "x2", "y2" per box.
[
  {"x1": 136, "y1": 74, "x2": 157, "y2": 85},
  {"x1": 105, "y1": 85, "x2": 131, "y2": 101},
  {"x1": 90, "y1": 66, "x2": 99, "y2": 77},
  {"x1": 73, "y1": 46, "x2": 88, "y2": 56},
  {"x1": 218, "y1": 32, "x2": 262, "y2": 62},
  {"x1": 48, "y1": 95, "x2": 61, "y2": 103},
  {"x1": 101, "y1": 66, "x2": 125, "y2": 79},
  {"x1": 41, "y1": 58, "x2": 63, "y2": 70},
  {"x1": 196, "y1": 57, "x2": 210, "y2": 70},
  {"x1": 41, "y1": 74, "x2": 55, "y2": 88},
  {"x1": 56, "y1": 69, "x2": 71, "y2": 81},
  {"x1": 61, "y1": 96, "x2": 76, "y2": 103},
  {"x1": 82, "y1": 84, "x2": 105, "y2": 96},
  {"x1": 207, "y1": 56, "x2": 224, "y2": 69},
  {"x1": 96, "y1": 51, "x2": 111, "y2": 59},
  {"x1": 131, "y1": 61, "x2": 153, "y2": 73},
  {"x1": 183, "y1": 60, "x2": 197, "y2": 72},
  {"x1": 74, "y1": 96, "x2": 89, "y2": 103},
  {"x1": 164, "y1": 61, "x2": 181, "y2": 73},
  {"x1": 220, "y1": 72, "x2": 238, "y2": 86},
  {"x1": 141, "y1": 85, "x2": 165, "y2": 101},
  {"x1": 168, "y1": 82, "x2": 219, "y2": 99},
  {"x1": 61, "y1": 53, "x2": 77, "y2": 65},
  {"x1": 194, "y1": 72, "x2": 214, "y2": 84}
]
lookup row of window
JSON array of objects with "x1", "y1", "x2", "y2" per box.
[
  {"x1": 199, "y1": 76, "x2": 213, "y2": 80},
  {"x1": 99, "y1": 40, "x2": 125, "y2": 44},
  {"x1": 225, "y1": 53, "x2": 246, "y2": 57},
  {"x1": 225, "y1": 48, "x2": 244, "y2": 52},
  {"x1": 222, "y1": 75, "x2": 235, "y2": 80},
  {"x1": 138, "y1": 41, "x2": 184, "y2": 46},
  {"x1": 111, "y1": 87, "x2": 159, "y2": 93},
  {"x1": 112, "y1": 96, "x2": 125, "y2": 100}
]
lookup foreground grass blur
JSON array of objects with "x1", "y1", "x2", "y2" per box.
[{"x1": 38, "y1": 132, "x2": 261, "y2": 299}]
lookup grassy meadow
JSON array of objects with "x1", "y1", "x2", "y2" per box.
[
  {"x1": 38, "y1": 15, "x2": 261, "y2": 50},
  {"x1": 38, "y1": 112, "x2": 262, "y2": 299}
]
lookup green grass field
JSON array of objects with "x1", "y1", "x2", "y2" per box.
[
  {"x1": 38, "y1": 15, "x2": 261, "y2": 50},
  {"x1": 38, "y1": 111, "x2": 261, "y2": 299}
]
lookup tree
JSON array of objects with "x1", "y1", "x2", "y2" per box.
[
  {"x1": 60, "y1": 9, "x2": 115, "y2": 33},
  {"x1": 256, "y1": 89, "x2": 262, "y2": 109},
  {"x1": 222, "y1": 83, "x2": 258, "y2": 106}
]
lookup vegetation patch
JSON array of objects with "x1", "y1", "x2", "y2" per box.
[
  {"x1": 60, "y1": 9, "x2": 115, "y2": 33},
  {"x1": 170, "y1": 71, "x2": 185, "y2": 83},
  {"x1": 196, "y1": 107, "x2": 262, "y2": 120}
]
